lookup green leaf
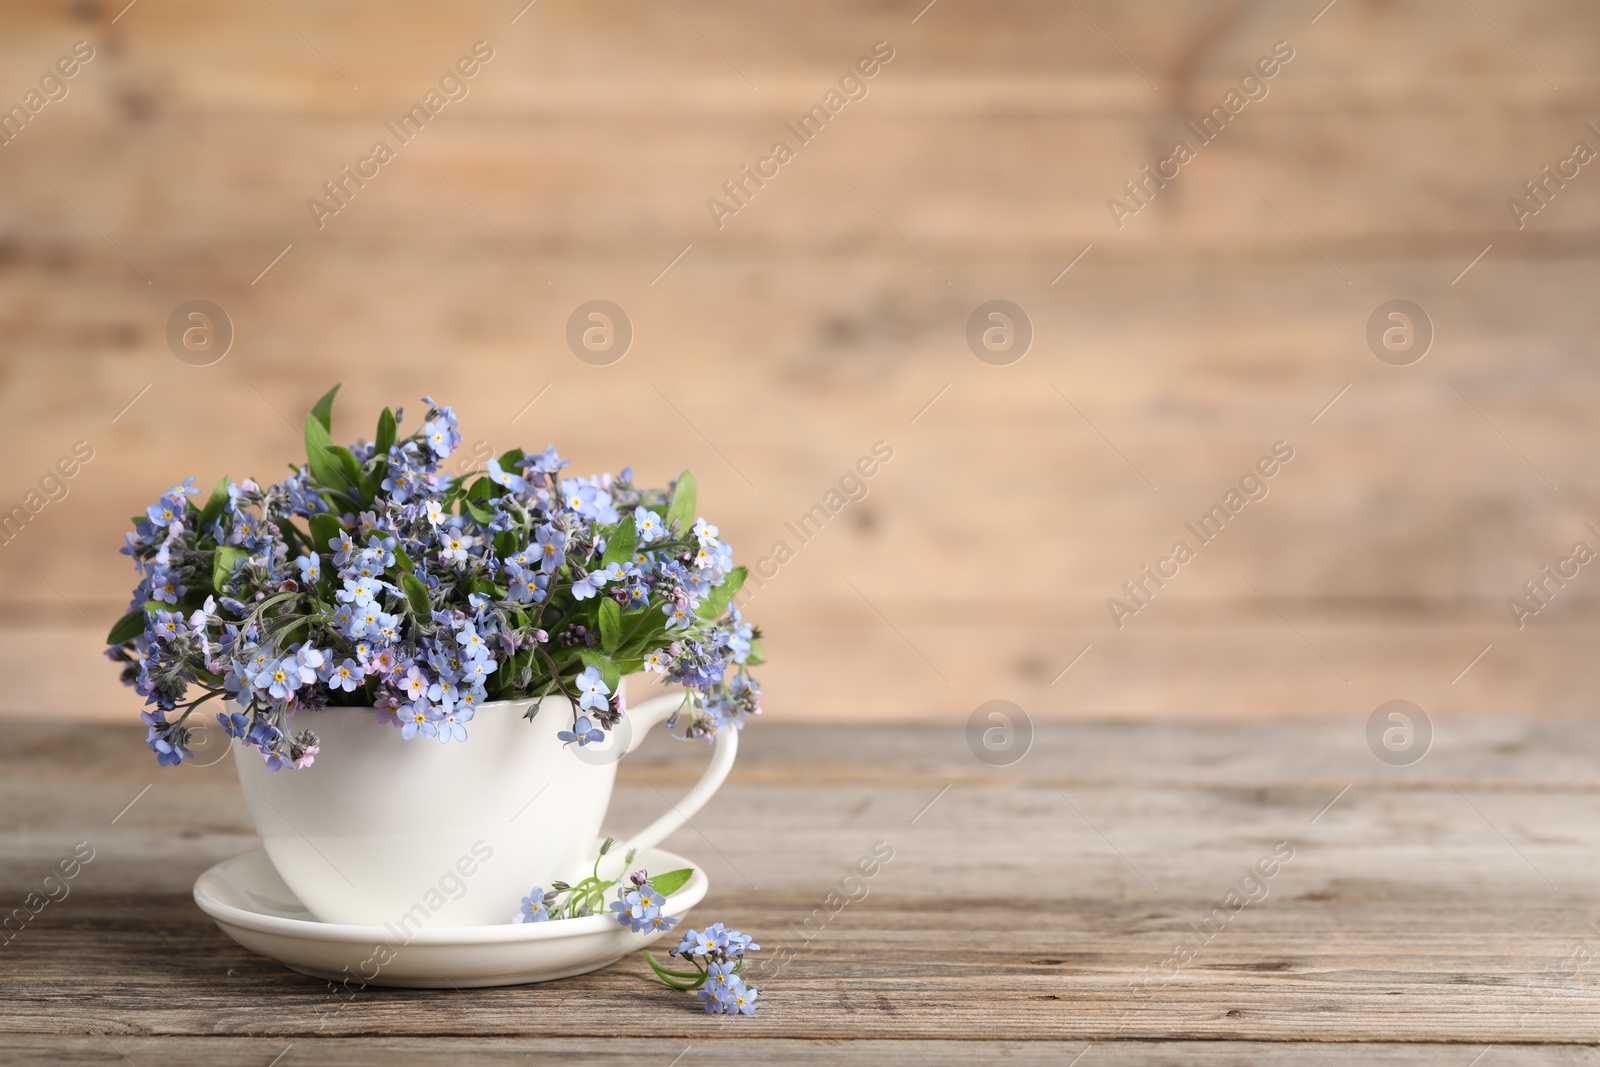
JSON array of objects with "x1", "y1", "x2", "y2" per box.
[
  {"x1": 309, "y1": 513, "x2": 343, "y2": 555},
  {"x1": 196, "y1": 476, "x2": 229, "y2": 534},
  {"x1": 650, "y1": 867, "x2": 694, "y2": 895},
  {"x1": 303, "y1": 414, "x2": 346, "y2": 493},
  {"x1": 615, "y1": 609, "x2": 668, "y2": 660},
  {"x1": 401, "y1": 573, "x2": 432, "y2": 617},
  {"x1": 665, "y1": 469, "x2": 697, "y2": 533},
  {"x1": 393, "y1": 545, "x2": 414, "y2": 573},
  {"x1": 579, "y1": 649, "x2": 621, "y2": 692},
  {"x1": 697, "y1": 565, "x2": 746, "y2": 621},
  {"x1": 106, "y1": 609, "x2": 147, "y2": 645},
  {"x1": 602, "y1": 516, "x2": 636, "y2": 568},
  {"x1": 598, "y1": 598, "x2": 622, "y2": 653},
  {"x1": 330, "y1": 445, "x2": 374, "y2": 501},
  {"x1": 310, "y1": 384, "x2": 342, "y2": 433},
  {"x1": 213, "y1": 546, "x2": 249, "y2": 592},
  {"x1": 462, "y1": 497, "x2": 495, "y2": 523},
  {"x1": 375, "y1": 407, "x2": 396, "y2": 454},
  {"x1": 745, "y1": 637, "x2": 765, "y2": 666}
]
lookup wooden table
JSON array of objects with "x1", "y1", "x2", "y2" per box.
[{"x1": 4, "y1": 717, "x2": 1598, "y2": 1064}]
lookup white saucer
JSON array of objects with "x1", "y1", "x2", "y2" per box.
[{"x1": 194, "y1": 847, "x2": 709, "y2": 988}]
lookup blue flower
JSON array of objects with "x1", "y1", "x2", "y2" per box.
[
  {"x1": 570, "y1": 570, "x2": 605, "y2": 600},
  {"x1": 217, "y1": 711, "x2": 250, "y2": 739},
  {"x1": 559, "y1": 479, "x2": 618, "y2": 524},
  {"x1": 704, "y1": 960, "x2": 740, "y2": 997},
  {"x1": 673, "y1": 922, "x2": 759, "y2": 960},
  {"x1": 717, "y1": 615, "x2": 754, "y2": 661},
  {"x1": 398, "y1": 666, "x2": 429, "y2": 704},
  {"x1": 486, "y1": 457, "x2": 528, "y2": 493},
  {"x1": 593, "y1": 561, "x2": 638, "y2": 586},
  {"x1": 454, "y1": 624, "x2": 489, "y2": 659},
  {"x1": 515, "y1": 888, "x2": 550, "y2": 923},
  {"x1": 145, "y1": 499, "x2": 181, "y2": 529},
  {"x1": 437, "y1": 707, "x2": 471, "y2": 744},
  {"x1": 329, "y1": 528, "x2": 357, "y2": 563},
  {"x1": 609, "y1": 880, "x2": 671, "y2": 932},
  {"x1": 294, "y1": 646, "x2": 325, "y2": 685},
  {"x1": 724, "y1": 979, "x2": 759, "y2": 1015},
  {"x1": 253, "y1": 657, "x2": 301, "y2": 700},
  {"x1": 634, "y1": 506, "x2": 665, "y2": 543},
  {"x1": 428, "y1": 673, "x2": 460, "y2": 708},
  {"x1": 150, "y1": 609, "x2": 186, "y2": 642},
  {"x1": 380, "y1": 464, "x2": 420, "y2": 503},
  {"x1": 295, "y1": 552, "x2": 322, "y2": 585},
  {"x1": 143, "y1": 712, "x2": 192, "y2": 766},
  {"x1": 337, "y1": 575, "x2": 381, "y2": 605},
  {"x1": 695, "y1": 976, "x2": 758, "y2": 1015},
  {"x1": 533, "y1": 524, "x2": 566, "y2": 573},
  {"x1": 574, "y1": 666, "x2": 610, "y2": 713},
  {"x1": 526, "y1": 447, "x2": 562, "y2": 474},
  {"x1": 662, "y1": 598, "x2": 692, "y2": 630},
  {"x1": 460, "y1": 655, "x2": 497, "y2": 688},
  {"x1": 149, "y1": 569, "x2": 186, "y2": 605},
  {"x1": 247, "y1": 720, "x2": 283, "y2": 751},
  {"x1": 362, "y1": 534, "x2": 397, "y2": 569},
  {"x1": 557, "y1": 715, "x2": 605, "y2": 747},
  {"x1": 400, "y1": 703, "x2": 440, "y2": 740},
  {"x1": 505, "y1": 562, "x2": 546, "y2": 604},
  {"x1": 423, "y1": 415, "x2": 461, "y2": 459},
  {"x1": 322, "y1": 658, "x2": 364, "y2": 693},
  {"x1": 438, "y1": 526, "x2": 477, "y2": 565},
  {"x1": 685, "y1": 928, "x2": 720, "y2": 956},
  {"x1": 521, "y1": 445, "x2": 567, "y2": 475}
]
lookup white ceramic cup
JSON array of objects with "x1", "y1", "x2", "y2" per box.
[{"x1": 233, "y1": 687, "x2": 737, "y2": 929}]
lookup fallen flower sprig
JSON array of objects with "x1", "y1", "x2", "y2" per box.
[
  {"x1": 512, "y1": 839, "x2": 761, "y2": 1015},
  {"x1": 653, "y1": 921, "x2": 761, "y2": 1015}
]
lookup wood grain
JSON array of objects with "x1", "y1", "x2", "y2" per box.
[{"x1": 3, "y1": 719, "x2": 1600, "y2": 1056}]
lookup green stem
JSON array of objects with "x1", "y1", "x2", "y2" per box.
[{"x1": 645, "y1": 951, "x2": 706, "y2": 990}]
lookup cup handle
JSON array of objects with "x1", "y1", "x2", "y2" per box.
[{"x1": 613, "y1": 690, "x2": 740, "y2": 858}]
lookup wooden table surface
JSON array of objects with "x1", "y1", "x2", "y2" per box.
[{"x1": 4, "y1": 717, "x2": 1599, "y2": 1064}]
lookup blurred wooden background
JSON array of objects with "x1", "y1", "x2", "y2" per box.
[{"x1": 1, "y1": 0, "x2": 1597, "y2": 724}]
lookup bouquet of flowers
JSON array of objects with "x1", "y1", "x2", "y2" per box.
[{"x1": 108, "y1": 386, "x2": 763, "y2": 770}]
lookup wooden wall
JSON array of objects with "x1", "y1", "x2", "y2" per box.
[{"x1": 1, "y1": 0, "x2": 1597, "y2": 724}]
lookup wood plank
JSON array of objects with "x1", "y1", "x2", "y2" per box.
[
  {"x1": 7, "y1": 1036, "x2": 1595, "y2": 1067},
  {"x1": 6, "y1": 256, "x2": 1600, "y2": 720}
]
